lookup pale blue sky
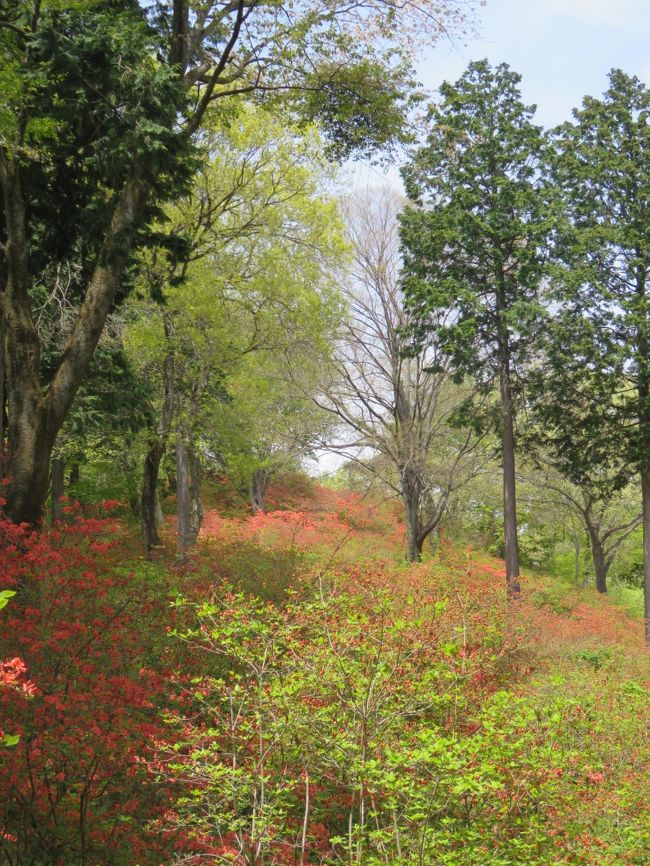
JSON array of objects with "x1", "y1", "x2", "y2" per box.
[
  {"x1": 323, "y1": 0, "x2": 650, "y2": 473},
  {"x1": 425, "y1": 0, "x2": 650, "y2": 128},
  {"x1": 352, "y1": 0, "x2": 650, "y2": 188}
]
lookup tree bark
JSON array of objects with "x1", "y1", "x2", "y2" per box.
[
  {"x1": 495, "y1": 271, "x2": 521, "y2": 598},
  {"x1": 176, "y1": 434, "x2": 190, "y2": 561},
  {"x1": 176, "y1": 433, "x2": 202, "y2": 560},
  {"x1": 0, "y1": 302, "x2": 5, "y2": 479},
  {"x1": 141, "y1": 446, "x2": 164, "y2": 552},
  {"x1": 0, "y1": 154, "x2": 52, "y2": 524},
  {"x1": 572, "y1": 528, "x2": 582, "y2": 586},
  {"x1": 250, "y1": 468, "x2": 270, "y2": 514},
  {"x1": 587, "y1": 528, "x2": 609, "y2": 594},
  {"x1": 404, "y1": 497, "x2": 422, "y2": 562},
  {"x1": 640, "y1": 477, "x2": 650, "y2": 647},
  {"x1": 633, "y1": 264, "x2": 650, "y2": 642},
  {"x1": 1, "y1": 155, "x2": 148, "y2": 525},
  {"x1": 402, "y1": 465, "x2": 422, "y2": 562},
  {"x1": 50, "y1": 457, "x2": 65, "y2": 524},
  {"x1": 496, "y1": 302, "x2": 520, "y2": 596},
  {"x1": 188, "y1": 443, "x2": 203, "y2": 545},
  {"x1": 141, "y1": 328, "x2": 175, "y2": 554},
  {"x1": 155, "y1": 493, "x2": 164, "y2": 529}
]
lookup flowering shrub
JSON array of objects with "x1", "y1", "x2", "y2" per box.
[
  {"x1": 0, "y1": 484, "x2": 647, "y2": 864},
  {"x1": 0, "y1": 589, "x2": 36, "y2": 749},
  {"x1": 152, "y1": 576, "x2": 578, "y2": 865},
  {"x1": 0, "y1": 508, "x2": 179, "y2": 864},
  {"x1": 153, "y1": 489, "x2": 650, "y2": 866}
]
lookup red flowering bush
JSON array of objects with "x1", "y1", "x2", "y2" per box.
[
  {"x1": 0, "y1": 483, "x2": 647, "y2": 865},
  {"x1": 0, "y1": 589, "x2": 36, "y2": 750},
  {"x1": 151, "y1": 571, "x2": 573, "y2": 865},
  {"x1": 0, "y1": 509, "x2": 179, "y2": 864}
]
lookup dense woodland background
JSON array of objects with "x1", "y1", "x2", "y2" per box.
[{"x1": 0, "y1": 1, "x2": 649, "y2": 864}]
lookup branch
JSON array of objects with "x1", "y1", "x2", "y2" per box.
[{"x1": 184, "y1": 0, "x2": 253, "y2": 138}]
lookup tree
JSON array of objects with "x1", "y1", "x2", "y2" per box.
[
  {"x1": 318, "y1": 189, "x2": 486, "y2": 562},
  {"x1": 523, "y1": 464, "x2": 641, "y2": 594},
  {"x1": 125, "y1": 106, "x2": 344, "y2": 554},
  {"x1": 399, "y1": 60, "x2": 551, "y2": 592},
  {"x1": 536, "y1": 70, "x2": 650, "y2": 639},
  {"x1": 223, "y1": 350, "x2": 336, "y2": 514},
  {"x1": 33, "y1": 277, "x2": 153, "y2": 519},
  {"x1": 0, "y1": 0, "x2": 481, "y2": 526}
]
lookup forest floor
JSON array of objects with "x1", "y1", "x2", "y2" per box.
[
  {"x1": 189, "y1": 481, "x2": 650, "y2": 863},
  {"x1": 2, "y1": 480, "x2": 649, "y2": 864}
]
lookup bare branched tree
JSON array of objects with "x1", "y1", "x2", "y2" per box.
[{"x1": 317, "y1": 189, "x2": 488, "y2": 560}]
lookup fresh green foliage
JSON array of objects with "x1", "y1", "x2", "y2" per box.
[{"x1": 126, "y1": 105, "x2": 345, "y2": 505}]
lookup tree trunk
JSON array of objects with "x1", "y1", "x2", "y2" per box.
[
  {"x1": 572, "y1": 529, "x2": 582, "y2": 586},
  {"x1": 641, "y1": 470, "x2": 650, "y2": 644},
  {"x1": 141, "y1": 445, "x2": 164, "y2": 552},
  {"x1": 0, "y1": 156, "x2": 148, "y2": 525},
  {"x1": 634, "y1": 269, "x2": 650, "y2": 641},
  {"x1": 68, "y1": 464, "x2": 80, "y2": 487},
  {"x1": 155, "y1": 493, "x2": 164, "y2": 528},
  {"x1": 415, "y1": 490, "x2": 449, "y2": 561},
  {"x1": 250, "y1": 468, "x2": 270, "y2": 514},
  {"x1": 176, "y1": 433, "x2": 202, "y2": 560},
  {"x1": 188, "y1": 444, "x2": 203, "y2": 545},
  {"x1": 402, "y1": 465, "x2": 422, "y2": 563},
  {"x1": 50, "y1": 457, "x2": 65, "y2": 524},
  {"x1": 0, "y1": 304, "x2": 5, "y2": 479},
  {"x1": 496, "y1": 327, "x2": 520, "y2": 596},
  {"x1": 587, "y1": 528, "x2": 609, "y2": 594},
  {"x1": 176, "y1": 435, "x2": 190, "y2": 561},
  {"x1": 501, "y1": 364, "x2": 520, "y2": 595},
  {"x1": 1, "y1": 155, "x2": 53, "y2": 524},
  {"x1": 140, "y1": 319, "x2": 175, "y2": 553}
]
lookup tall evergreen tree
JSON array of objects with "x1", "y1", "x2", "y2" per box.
[
  {"x1": 399, "y1": 60, "x2": 550, "y2": 594},
  {"x1": 533, "y1": 70, "x2": 650, "y2": 641}
]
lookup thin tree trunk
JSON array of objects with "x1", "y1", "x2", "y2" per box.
[
  {"x1": 141, "y1": 446, "x2": 164, "y2": 552},
  {"x1": 176, "y1": 433, "x2": 190, "y2": 561},
  {"x1": 50, "y1": 457, "x2": 65, "y2": 524},
  {"x1": 494, "y1": 277, "x2": 521, "y2": 596},
  {"x1": 188, "y1": 443, "x2": 203, "y2": 545},
  {"x1": 176, "y1": 432, "x2": 202, "y2": 559},
  {"x1": 587, "y1": 529, "x2": 609, "y2": 594},
  {"x1": 498, "y1": 344, "x2": 520, "y2": 595},
  {"x1": 155, "y1": 493, "x2": 164, "y2": 528},
  {"x1": 141, "y1": 330, "x2": 175, "y2": 553},
  {"x1": 641, "y1": 471, "x2": 650, "y2": 644},
  {"x1": 573, "y1": 529, "x2": 582, "y2": 586},
  {"x1": 634, "y1": 266, "x2": 650, "y2": 641},
  {"x1": 0, "y1": 303, "x2": 5, "y2": 479}
]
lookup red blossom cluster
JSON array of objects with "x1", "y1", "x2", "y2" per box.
[{"x1": 0, "y1": 511, "x2": 180, "y2": 864}]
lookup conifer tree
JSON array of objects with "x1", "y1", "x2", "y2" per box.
[
  {"x1": 534, "y1": 70, "x2": 650, "y2": 641},
  {"x1": 400, "y1": 60, "x2": 550, "y2": 594}
]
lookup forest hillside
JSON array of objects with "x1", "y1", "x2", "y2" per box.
[
  {"x1": 2, "y1": 2, "x2": 650, "y2": 864},
  {"x1": 1, "y1": 479, "x2": 648, "y2": 864}
]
